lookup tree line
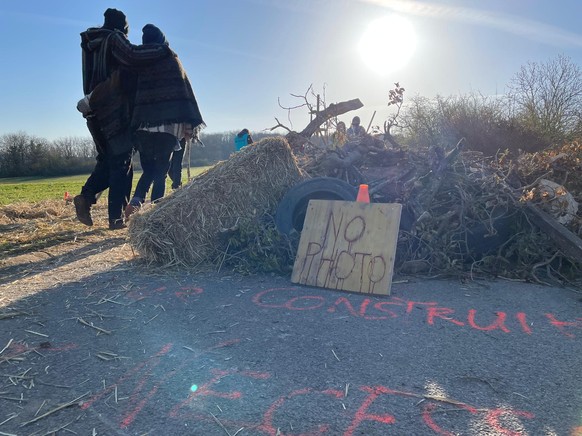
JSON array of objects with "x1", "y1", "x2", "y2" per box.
[
  {"x1": 2, "y1": 54, "x2": 581, "y2": 179},
  {"x1": 390, "y1": 54, "x2": 582, "y2": 156},
  {"x1": 0, "y1": 130, "x2": 275, "y2": 179}
]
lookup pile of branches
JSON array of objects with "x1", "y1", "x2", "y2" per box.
[
  {"x1": 126, "y1": 81, "x2": 581, "y2": 286},
  {"x1": 245, "y1": 88, "x2": 575, "y2": 285},
  {"x1": 292, "y1": 135, "x2": 582, "y2": 286}
]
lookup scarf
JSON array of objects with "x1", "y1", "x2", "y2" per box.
[{"x1": 81, "y1": 28, "x2": 124, "y2": 95}]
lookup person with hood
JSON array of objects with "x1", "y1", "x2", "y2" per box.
[
  {"x1": 124, "y1": 24, "x2": 205, "y2": 220},
  {"x1": 347, "y1": 116, "x2": 366, "y2": 140},
  {"x1": 74, "y1": 8, "x2": 170, "y2": 230},
  {"x1": 234, "y1": 129, "x2": 253, "y2": 151}
]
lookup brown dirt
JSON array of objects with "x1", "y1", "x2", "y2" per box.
[{"x1": 0, "y1": 200, "x2": 137, "y2": 308}]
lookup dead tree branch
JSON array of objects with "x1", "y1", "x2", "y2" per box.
[{"x1": 286, "y1": 98, "x2": 364, "y2": 151}]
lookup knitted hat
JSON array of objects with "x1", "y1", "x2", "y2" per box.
[
  {"x1": 103, "y1": 8, "x2": 129, "y2": 35},
  {"x1": 142, "y1": 24, "x2": 168, "y2": 45}
]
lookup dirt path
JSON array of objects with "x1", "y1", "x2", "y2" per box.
[{"x1": 0, "y1": 200, "x2": 135, "y2": 306}]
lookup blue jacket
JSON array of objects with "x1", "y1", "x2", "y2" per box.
[{"x1": 234, "y1": 133, "x2": 250, "y2": 151}]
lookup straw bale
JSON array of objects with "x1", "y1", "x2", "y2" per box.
[{"x1": 128, "y1": 136, "x2": 305, "y2": 267}]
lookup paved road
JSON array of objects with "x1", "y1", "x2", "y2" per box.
[{"x1": 1, "y1": 267, "x2": 581, "y2": 435}]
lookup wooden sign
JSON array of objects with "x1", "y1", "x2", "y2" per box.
[{"x1": 291, "y1": 200, "x2": 402, "y2": 295}]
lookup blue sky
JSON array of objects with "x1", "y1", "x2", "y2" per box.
[{"x1": 1, "y1": 0, "x2": 581, "y2": 141}]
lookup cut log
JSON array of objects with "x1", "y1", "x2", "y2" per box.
[
  {"x1": 299, "y1": 99, "x2": 364, "y2": 137},
  {"x1": 286, "y1": 98, "x2": 364, "y2": 151}
]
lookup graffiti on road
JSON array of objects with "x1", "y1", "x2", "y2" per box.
[
  {"x1": 253, "y1": 287, "x2": 582, "y2": 338},
  {"x1": 78, "y1": 339, "x2": 554, "y2": 435}
]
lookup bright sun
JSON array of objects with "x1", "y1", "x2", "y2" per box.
[{"x1": 359, "y1": 15, "x2": 417, "y2": 75}]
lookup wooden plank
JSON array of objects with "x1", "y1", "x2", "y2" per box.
[
  {"x1": 291, "y1": 200, "x2": 401, "y2": 295},
  {"x1": 523, "y1": 202, "x2": 582, "y2": 262}
]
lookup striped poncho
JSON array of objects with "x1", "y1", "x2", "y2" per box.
[{"x1": 131, "y1": 49, "x2": 205, "y2": 134}]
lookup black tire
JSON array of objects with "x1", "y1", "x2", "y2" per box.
[{"x1": 275, "y1": 177, "x2": 357, "y2": 235}]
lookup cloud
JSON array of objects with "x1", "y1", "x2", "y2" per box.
[{"x1": 359, "y1": 0, "x2": 582, "y2": 48}]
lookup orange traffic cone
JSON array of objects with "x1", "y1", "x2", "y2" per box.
[{"x1": 356, "y1": 184, "x2": 370, "y2": 203}]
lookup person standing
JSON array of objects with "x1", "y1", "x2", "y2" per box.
[
  {"x1": 125, "y1": 24, "x2": 205, "y2": 219},
  {"x1": 74, "y1": 8, "x2": 170, "y2": 230}
]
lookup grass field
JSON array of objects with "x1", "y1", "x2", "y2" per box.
[{"x1": 0, "y1": 166, "x2": 211, "y2": 205}]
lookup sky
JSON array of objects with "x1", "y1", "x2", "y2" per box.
[{"x1": 1, "y1": 0, "x2": 582, "y2": 141}]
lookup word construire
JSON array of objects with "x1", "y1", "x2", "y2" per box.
[
  {"x1": 252, "y1": 287, "x2": 582, "y2": 338},
  {"x1": 80, "y1": 341, "x2": 542, "y2": 435}
]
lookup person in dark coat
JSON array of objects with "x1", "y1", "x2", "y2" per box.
[
  {"x1": 124, "y1": 24, "x2": 205, "y2": 219},
  {"x1": 74, "y1": 8, "x2": 170, "y2": 230}
]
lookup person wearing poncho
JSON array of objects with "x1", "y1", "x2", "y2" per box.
[
  {"x1": 74, "y1": 9, "x2": 170, "y2": 230},
  {"x1": 125, "y1": 24, "x2": 205, "y2": 220}
]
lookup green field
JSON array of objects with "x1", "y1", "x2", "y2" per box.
[{"x1": 0, "y1": 167, "x2": 211, "y2": 205}]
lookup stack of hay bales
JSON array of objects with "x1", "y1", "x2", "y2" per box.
[{"x1": 128, "y1": 137, "x2": 305, "y2": 267}]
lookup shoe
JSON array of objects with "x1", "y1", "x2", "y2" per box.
[
  {"x1": 109, "y1": 220, "x2": 127, "y2": 230},
  {"x1": 73, "y1": 195, "x2": 93, "y2": 226},
  {"x1": 124, "y1": 203, "x2": 140, "y2": 220}
]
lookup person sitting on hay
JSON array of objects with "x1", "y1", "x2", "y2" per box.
[
  {"x1": 234, "y1": 129, "x2": 253, "y2": 151},
  {"x1": 125, "y1": 24, "x2": 205, "y2": 220}
]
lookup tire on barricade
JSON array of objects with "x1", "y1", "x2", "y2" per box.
[{"x1": 275, "y1": 177, "x2": 357, "y2": 235}]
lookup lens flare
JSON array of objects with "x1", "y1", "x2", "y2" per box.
[
  {"x1": 190, "y1": 384, "x2": 198, "y2": 392},
  {"x1": 359, "y1": 14, "x2": 417, "y2": 74}
]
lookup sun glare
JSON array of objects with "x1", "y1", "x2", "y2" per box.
[{"x1": 359, "y1": 15, "x2": 417, "y2": 75}]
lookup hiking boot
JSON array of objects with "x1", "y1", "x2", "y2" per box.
[
  {"x1": 109, "y1": 220, "x2": 127, "y2": 230},
  {"x1": 73, "y1": 195, "x2": 93, "y2": 226}
]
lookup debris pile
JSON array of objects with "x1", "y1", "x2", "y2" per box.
[
  {"x1": 299, "y1": 137, "x2": 582, "y2": 285},
  {"x1": 127, "y1": 123, "x2": 582, "y2": 287}
]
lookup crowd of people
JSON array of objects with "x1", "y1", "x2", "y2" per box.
[{"x1": 74, "y1": 8, "x2": 205, "y2": 230}]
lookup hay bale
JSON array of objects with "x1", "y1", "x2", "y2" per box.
[{"x1": 128, "y1": 136, "x2": 305, "y2": 267}]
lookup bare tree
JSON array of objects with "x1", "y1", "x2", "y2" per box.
[
  {"x1": 508, "y1": 54, "x2": 582, "y2": 143},
  {"x1": 270, "y1": 85, "x2": 363, "y2": 151},
  {"x1": 0, "y1": 132, "x2": 32, "y2": 177},
  {"x1": 53, "y1": 136, "x2": 96, "y2": 159}
]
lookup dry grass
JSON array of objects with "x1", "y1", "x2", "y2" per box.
[{"x1": 0, "y1": 199, "x2": 134, "y2": 307}]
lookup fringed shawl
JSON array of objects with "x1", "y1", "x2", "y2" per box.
[
  {"x1": 131, "y1": 51, "x2": 205, "y2": 132},
  {"x1": 89, "y1": 68, "x2": 136, "y2": 155}
]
